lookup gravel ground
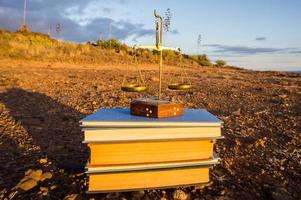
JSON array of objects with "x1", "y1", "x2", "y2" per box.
[{"x1": 0, "y1": 60, "x2": 300, "y2": 200}]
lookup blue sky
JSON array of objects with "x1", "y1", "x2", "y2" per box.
[{"x1": 0, "y1": 0, "x2": 301, "y2": 71}]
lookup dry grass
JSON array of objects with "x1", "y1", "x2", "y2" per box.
[{"x1": 0, "y1": 29, "x2": 213, "y2": 68}]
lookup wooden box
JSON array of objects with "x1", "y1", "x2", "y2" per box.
[{"x1": 130, "y1": 98, "x2": 184, "y2": 118}]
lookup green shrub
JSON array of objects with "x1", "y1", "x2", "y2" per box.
[
  {"x1": 190, "y1": 54, "x2": 212, "y2": 66},
  {"x1": 216, "y1": 59, "x2": 226, "y2": 66},
  {"x1": 94, "y1": 38, "x2": 128, "y2": 52}
]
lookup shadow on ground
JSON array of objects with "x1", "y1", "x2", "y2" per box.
[{"x1": 0, "y1": 88, "x2": 87, "y2": 193}]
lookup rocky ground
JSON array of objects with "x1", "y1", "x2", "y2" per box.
[{"x1": 0, "y1": 59, "x2": 300, "y2": 200}]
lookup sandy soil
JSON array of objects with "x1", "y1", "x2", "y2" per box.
[{"x1": 0, "y1": 59, "x2": 300, "y2": 200}]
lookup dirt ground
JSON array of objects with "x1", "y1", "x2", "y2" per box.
[{"x1": 0, "y1": 59, "x2": 300, "y2": 200}]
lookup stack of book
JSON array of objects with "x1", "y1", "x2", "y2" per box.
[{"x1": 80, "y1": 108, "x2": 223, "y2": 193}]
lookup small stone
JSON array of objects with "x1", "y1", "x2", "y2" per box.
[
  {"x1": 106, "y1": 192, "x2": 120, "y2": 199},
  {"x1": 40, "y1": 172, "x2": 52, "y2": 181},
  {"x1": 40, "y1": 187, "x2": 48, "y2": 191},
  {"x1": 50, "y1": 185, "x2": 57, "y2": 190},
  {"x1": 132, "y1": 190, "x2": 145, "y2": 199},
  {"x1": 279, "y1": 94, "x2": 287, "y2": 99},
  {"x1": 151, "y1": 77, "x2": 159, "y2": 82},
  {"x1": 28, "y1": 169, "x2": 43, "y2": 181},
  {"x1": 173, "y1": 189, "x2": 188, "y2": 200},
  {"x1": 233, "y1": 109, "x2": 241, "y2": 116},
  {"x1": 25, "y1": 169, "x2": 33, "y2": 176},
  {"x1": 40, "y1": 187, "x2": 49, "y2": 196},
  {"x1": 8, "y1": 191, "x2": 18, "y2": 199},
  {"x1": 18, "y1": 179, "x2": 38, "y2": 191},
  {"x1": 39, "y1": 158, "x2": 48, "y2": 164},
  {"x1": 195, "y1": 184, "x2": 206, "y2": 190},
  {"x1": 75, "y1": 173, "x2": 85, "y2": 177},
  {"x1": 255, "y1": 137, "x2": 267, "y2": 148},
  {"x1": 64, "y1": 194, "x2": 79, "y2": 200}
]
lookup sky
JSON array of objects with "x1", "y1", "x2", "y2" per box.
[{"x1": 0, "y1": 0, "x2": 301, "y2": 71}]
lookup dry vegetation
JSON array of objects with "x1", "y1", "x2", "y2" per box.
[
  {"x1": 0, "y1": 30, "x2": 211, "y2": 67},
  {"x1": 0, "y1": 30, "x2": 300, "y2": 200}
]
